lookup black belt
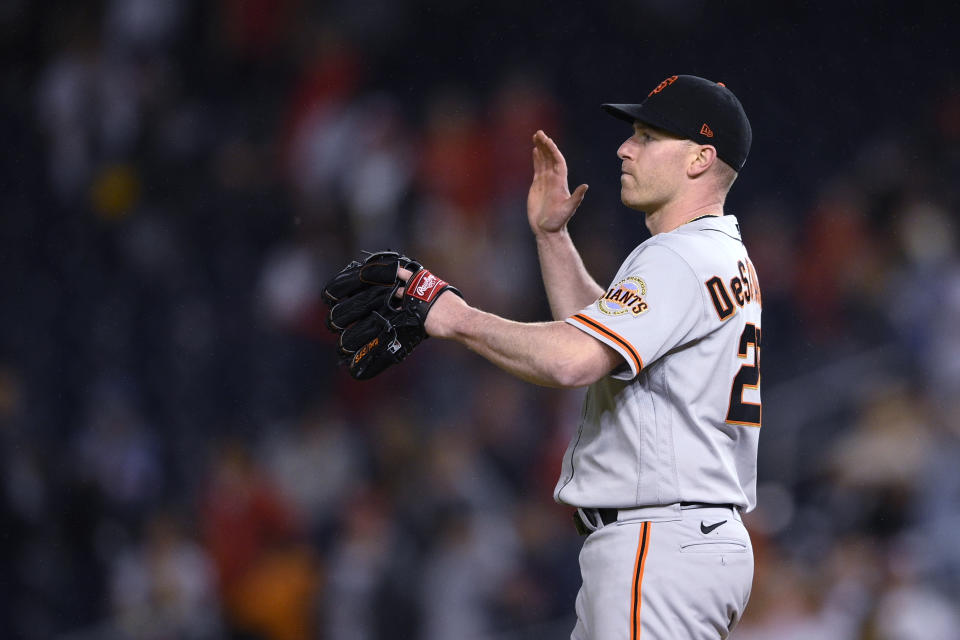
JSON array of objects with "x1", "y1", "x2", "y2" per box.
[{"x1": 574, "y1": 503, "x2": 738, "y2": 536}]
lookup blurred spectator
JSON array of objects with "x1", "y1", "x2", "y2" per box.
[
  {"x1": 417, "y1": 88, "x2": 494, "y2": 221},
  {"x1": 340, "y1": 95, "x2": 416, "y2": 247},
  {"x1": 73, "y1": 380, "x2": 163, "y2": 517},
  {"x1": 324, "y1": 487, "x2": 417, "y2": 639},
  {"x1": 36, "y1": 12, "x2": 143, "y2": 201},
  {"x1": 200, "y1": 440, "x2": 317, "y2": 639},
  {"x1": 793, "y1": 184, "x2": 881, "y2": 344},
  {"x1": 888, "y1": 199, "x2": 960, "y2": 398},
  {"x1": 825, "y1": 382, "x2": 933, "y2": 537},
  {"x1": 110, "y1": 511, "x2": 221, "y2": 639},
  {"x1": 908, "y1": 402, "x2": 960, "y2": 596},
  {"x1": 102, "y1": 0, "x2": 183, "y2": 55},
  {"x1": 734, "y1": 538, "x2": 876, "y2": 640},
  {"x1": 488, "y1": 74, "x2": 560, "y2": 202},
  {"x1": 494, "y1": 497, "x2": 582, "y2": 629},
  {"x1": 256, "y1": 241, "x2": 325, "y2": 334},
  {"x1": 419, "y1": 501, "x2": 517, "y2": 640},
  {"x1": 218, "y1": 0, "x2": 299, "y2": 62},
  {"x1": 871, "y1": 574, "x2": 960, "y2": 640},
  {"x1": 259, "y1": 406, "x2": 362, "y2": 535},
  {"x1": 282, "y1": 31, "x2": 364, "y2": 208}
]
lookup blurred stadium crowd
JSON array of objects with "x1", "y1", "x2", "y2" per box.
[{"x1": 1, "y1": 1, "x2": 959, "y2": 639}]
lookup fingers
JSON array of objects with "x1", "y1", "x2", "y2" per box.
[
  {"x1": 394, "y1": 267, "x2": 414, "y2": 299},
  {"x1": 533, "y1": 131, "x2": 553, "y2": 165},
  {"x1": 532, "y1": 130, "x2": 566, "y2": 173},
  {"x1": 532, "y1": 146, "x2": 545, "y2": 174},
  {"x1": 330, "y1": 286, "x2": 391, "y2": 329},
  {"x1": 537, "y1": 132, "x2": 566, "y2": 172},
  {"x1": 532, "y1": 130, "x2": 548, "y2": 174}
]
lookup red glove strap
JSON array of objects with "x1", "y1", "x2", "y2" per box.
[{"x1": 405, "y1": 269, "x2": 449, "y2": 303}]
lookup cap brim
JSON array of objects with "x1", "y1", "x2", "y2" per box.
[
  {"x1": 601, "y1": 103, "x2": 643, "y2": 124},
  {"x1": 601, "y1": 103, "x2": 685, "y2": 139}
]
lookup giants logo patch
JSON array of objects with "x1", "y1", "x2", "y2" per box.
[{"x1": 598, "y1": 276, "x2": 649, "y2": 316}]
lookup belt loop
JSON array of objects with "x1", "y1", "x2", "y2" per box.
[{"x1": 576, "y1": 508, "x2": 600, "y2": 533}]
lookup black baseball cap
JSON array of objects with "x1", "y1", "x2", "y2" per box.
[{"x1": 602, "y1": 75, "x2": 752, "y2": 171}]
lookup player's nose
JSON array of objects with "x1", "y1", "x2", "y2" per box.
[{"x1": 617, "y1": 139, "x2": 634, "y2": 161}]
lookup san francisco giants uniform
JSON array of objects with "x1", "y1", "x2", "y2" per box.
[{"x1": 561, "y1": 213, "x2": 761, "y2": 639}]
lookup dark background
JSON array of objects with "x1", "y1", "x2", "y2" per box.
[{"x1": 1, "y1": 1, "x2": 959, "y2": 638}]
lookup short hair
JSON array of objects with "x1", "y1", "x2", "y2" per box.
[
  {"x1": 714, "y1": 160, "x2": 738, "y2": 196},
  {"x1": 685, "y1": 139, "x2": 738, "y2": 196}
]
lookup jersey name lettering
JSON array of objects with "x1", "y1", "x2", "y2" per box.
[{"x1": 705, "y1": 258, "x2": 762, "y2": 321}]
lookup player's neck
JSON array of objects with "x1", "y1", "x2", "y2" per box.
[{"x1": 644, "y1": 198, "x2": 725, "y2": 235}]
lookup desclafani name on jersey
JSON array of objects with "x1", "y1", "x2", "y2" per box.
[
  {"x1": 705, "y1": 258, "x2": 762, "y2": 320},
  {"x1": 598, "y1": 276, "x2": 649, "y2": 316}
]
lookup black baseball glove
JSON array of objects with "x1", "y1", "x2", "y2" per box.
[{"x1": 322, "y1": 251, "x2": 462, "y2": 380}]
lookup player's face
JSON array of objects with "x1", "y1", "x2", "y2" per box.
[{"x1": 617, "y1": 123, "x2": 692, "y2": 211}]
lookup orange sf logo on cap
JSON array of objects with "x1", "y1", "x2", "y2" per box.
[{"x1": 648, "y1": 75, "x2": 678, "y2": 97}]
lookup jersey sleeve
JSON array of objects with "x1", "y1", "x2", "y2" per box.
[{"x1": 565, "y1": 244, "x2": 705, "y2": 380}]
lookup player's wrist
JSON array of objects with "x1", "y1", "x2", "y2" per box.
[
  {"x1": 533, "y1": 225, "x2": 571, "y2": 243},
  {"x1": 424, "y1": 291, "x2": 470, "y2": 339}
]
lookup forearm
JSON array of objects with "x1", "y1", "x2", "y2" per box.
[
  {"x1": 535, "y1": 230, "x2": 605, "y2": 320},
  {"x1": 427, "y1": 295, "x2": 617, "y2": 388}
]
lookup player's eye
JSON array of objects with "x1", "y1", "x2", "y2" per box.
[{"x1": 631, "y1": 126, "x2": 653, "y2": 143}]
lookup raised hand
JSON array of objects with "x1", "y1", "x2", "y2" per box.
[{"x1": 527, "y1": 130, "x2": 589, "y2": 236}]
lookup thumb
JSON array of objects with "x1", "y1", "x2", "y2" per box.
[{"x1": 571, "y1": 184, "x2": 589, "y2": 208}]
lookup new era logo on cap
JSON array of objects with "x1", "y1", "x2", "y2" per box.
[{"x1": 700, "y1": 123, "x2": 714, "y2": 138}]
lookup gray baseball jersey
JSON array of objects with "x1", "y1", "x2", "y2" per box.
[{"x1": 556, "y1": 214, "x2": 761, "y2": 511}]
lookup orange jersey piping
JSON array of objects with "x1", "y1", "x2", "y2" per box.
[
  {"x1": 631, "y1": 522, "x2": 652, "y2": 639},
  {"x1": 570, "y1": 314, "x2": 644, "y2": 374}
]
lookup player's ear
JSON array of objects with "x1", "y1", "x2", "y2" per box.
[{"x1": 687, "y1": 144, "x2": 717, "y2": 179}]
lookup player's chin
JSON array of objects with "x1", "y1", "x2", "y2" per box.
[{"x1": 619, "y1": 188, "x2": 644, "y2": 210}]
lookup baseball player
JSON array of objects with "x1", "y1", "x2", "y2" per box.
[{"x1": 324, "y1": 74, "x2": 759, "y2": 638}]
